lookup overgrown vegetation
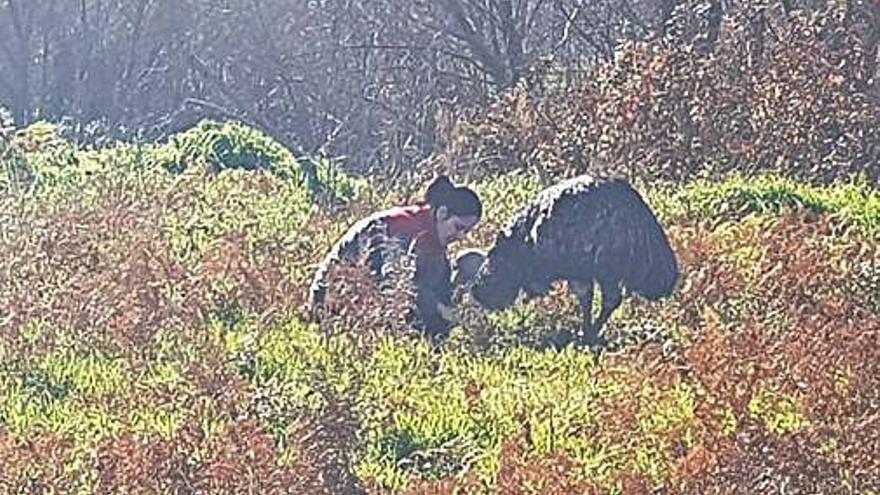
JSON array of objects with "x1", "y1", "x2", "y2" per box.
[
  {"x1": 440, "y1": 2, "x2": 880, "y2": 186},
  {"x1": 1, "y1": 1, "x2": 878, "y2": 493},
  {"x1": 1, "y1": 111, "x2": 877, "y2": 493},
  {"x1": 2, "y1": 1, "x2": 878, "y2": 178}
]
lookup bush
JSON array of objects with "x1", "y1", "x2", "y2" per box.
[
  {"x1": 0, "y1": 120, "x2": 83, "y2": 195},
  {"x1": 2, "y1": 106, "x2": 878, "y2": 494},
  {"x1": 150, "y1": 120, "x2": 361, "y2": 204},
  {"x1": 151, "y1": 120, "x2": 296, "y2": 175},
  {"x1": 440, "y1": 2, "x2": 880, "y2": 186}
]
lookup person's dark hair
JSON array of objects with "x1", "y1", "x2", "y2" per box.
[{"x1": 424, "y1": 175, "x2": 482, "y2": 219}]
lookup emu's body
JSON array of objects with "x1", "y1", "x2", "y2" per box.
[{"x1": 470, "y1": 175, "x2": 678, "y2": 347}]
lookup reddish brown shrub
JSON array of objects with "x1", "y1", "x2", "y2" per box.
[
  {"x1": 665, "y1": 212, "x2": 880, "y2": 492},
  {"x1": 493, "y1": 436, "x2": 604, "y2": 495},
  {"x1": 313, "y1": 246, "x2": 421, "y2": 350},
  {"x1": 95, "y1": 406, "x2": 365, "y2": 495},
  {"x1": 200, "y1": 232, "x2": 304, "y2": 326},
  {"x1": 0, "y1": 428, "x2": 78, "y2": 494},
  {"x1": 94, "y1": 433, "x2": 188, "y2": 495},
  {"x1": 439, "y1": 2, "x2": 880, "y2": 186}
]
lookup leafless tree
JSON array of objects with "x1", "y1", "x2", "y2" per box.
[{"x1": 1, "y1": 0, "x2": 875, "y2": 175}]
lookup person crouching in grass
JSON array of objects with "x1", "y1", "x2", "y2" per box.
[{"x1": 309, "y1": 175, "x2": 482, "y2": 339}]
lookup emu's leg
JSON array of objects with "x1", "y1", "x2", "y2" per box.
[
  {"x1": 592, "y1": 280, "x2": 623, "y2": 346},
  {"x1": 569, "y1": 280, "x2": 595, "y2": 347}
]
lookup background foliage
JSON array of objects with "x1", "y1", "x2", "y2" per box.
[
  {"x1": 1, "y1": 1, "x2": 879, "y2": 494},
  {"x1": 2, "y1": 117, "x2": 878, "y2": 494},
  {"x1": 2, "y1": 0, "x2": 878, "y2": 180}
]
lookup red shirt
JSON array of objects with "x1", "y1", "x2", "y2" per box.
[{"x1": 383, "y1": 204, "x2": 446, "y2": 256}]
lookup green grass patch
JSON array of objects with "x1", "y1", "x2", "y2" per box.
[{"x1": 650, "y1": 174, "x2": 880, "y2": 235}]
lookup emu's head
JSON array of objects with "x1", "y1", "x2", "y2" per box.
[
  {"x1": 452, "y1": 248, "x2": 488, "y2": 286},
  {"x1": 469, "y1": 239, "x2": 524, "y2": 311}
]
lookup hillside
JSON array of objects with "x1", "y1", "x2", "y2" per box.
[{"x1": 1, "y1": 119, "x2": 878, "y2": 494}]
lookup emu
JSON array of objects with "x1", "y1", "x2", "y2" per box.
[{"x1": 466, "y1": 175, "x2": 679, "y2": 348}]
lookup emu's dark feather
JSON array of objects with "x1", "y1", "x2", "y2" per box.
[{"x1": 471, "y1": 175, "x2": 678, "y2": 346}]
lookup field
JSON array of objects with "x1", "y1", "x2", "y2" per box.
[{"x1": 0, "y1": 119, "x2": 878, "y2": 494}]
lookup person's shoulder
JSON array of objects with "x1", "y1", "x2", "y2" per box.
[
  {"x1": 384, "y1": 204, "x2": 429, "y2": 219},
  {"x1": 385, "y1": 204, "x2": 432, "y2": 234}
]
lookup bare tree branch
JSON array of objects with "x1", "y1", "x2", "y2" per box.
[{"x1": 442, "y1": 0, "x2": 510, "y2": 86}]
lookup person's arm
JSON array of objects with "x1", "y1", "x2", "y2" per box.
[{"x1": 413, "y1": 253, "x2": 456, "y2": 336}]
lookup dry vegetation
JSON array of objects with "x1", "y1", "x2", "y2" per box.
[
  {"x1": 440, "y1": 2, "x2": 880, "y2": 186},
  {"x1": 1, "y1": 118, "x2": 878, "y2": 494},
  {"x1": 1, "y1": 2, "x2": 879, "y2": 494}
]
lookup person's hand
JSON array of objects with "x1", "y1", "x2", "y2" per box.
[{"x1": 437, "y1": 303, "x2": 459, "y2": 325}]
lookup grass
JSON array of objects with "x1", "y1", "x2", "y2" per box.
[
  {"x1": 1, "y1": 120, "x2": 877, "y2": 494},
  {"x1": 650, "y1": 173, "x2": 880, "y2": 237}
]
